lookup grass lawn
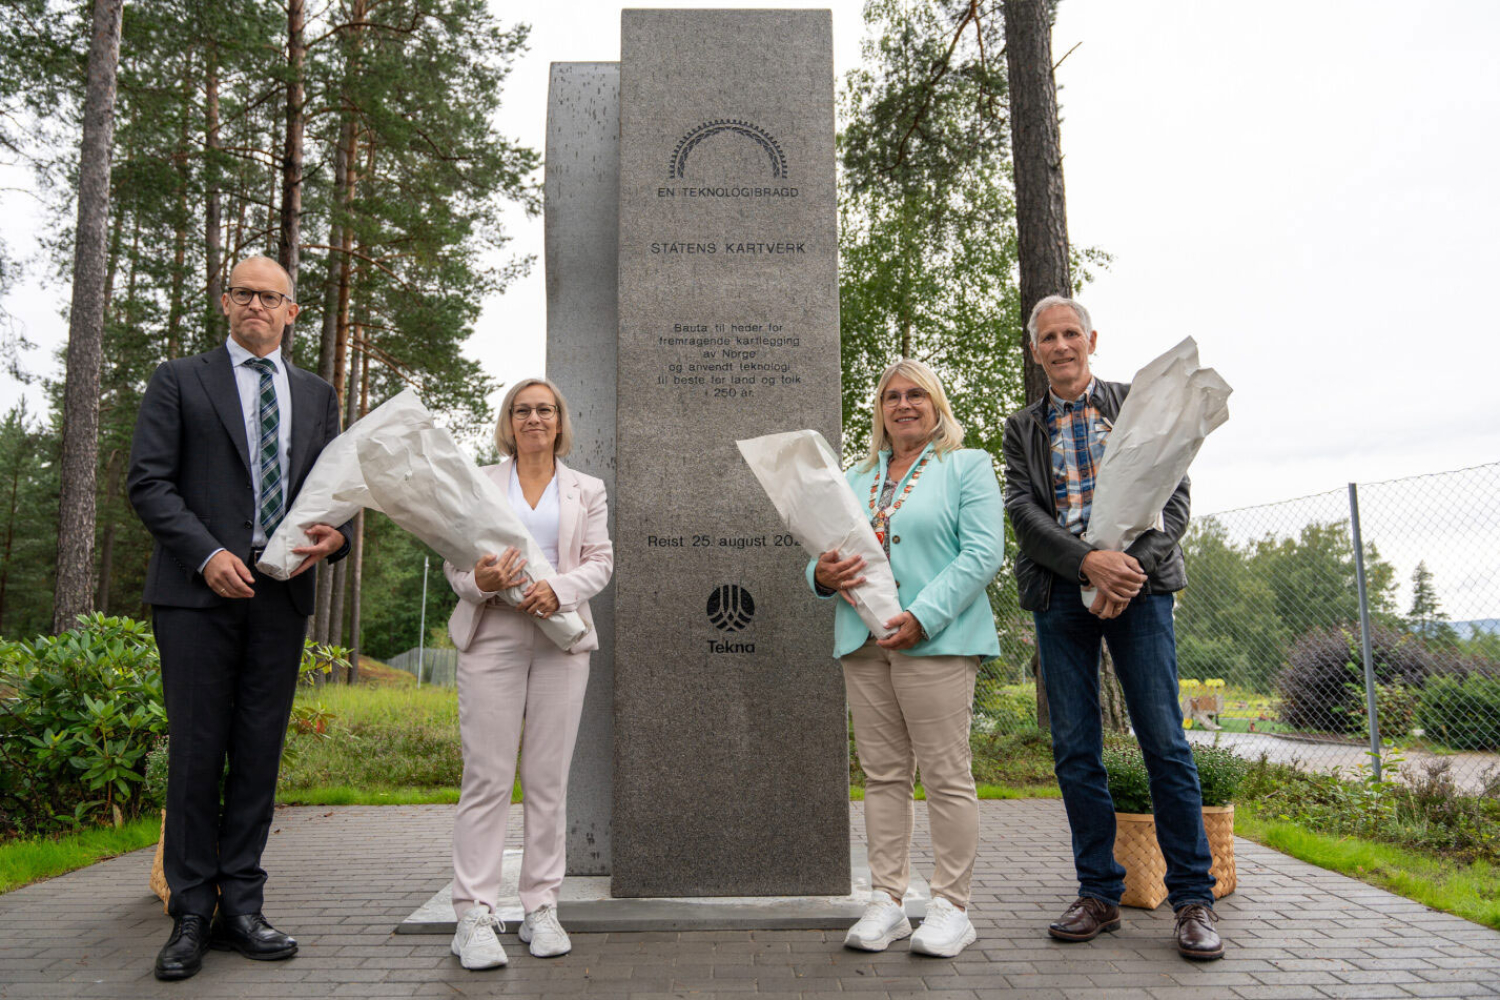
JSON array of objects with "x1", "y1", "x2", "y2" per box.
[
  {"x1": 0, "y1": 817, "x2": 162, "y2": 894},
  {"x1": 1235, "y1": 804, "x2": 1500, "y2": 931}
]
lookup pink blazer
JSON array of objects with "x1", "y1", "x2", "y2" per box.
[{"x1": 444, "y1": 459, "x2": 613, "y2": 653}]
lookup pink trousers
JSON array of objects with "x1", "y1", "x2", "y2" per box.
[{"x1": 451, "y1": 606, "x2": 590, "y2": 918}]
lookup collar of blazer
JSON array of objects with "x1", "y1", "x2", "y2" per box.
[{"x1": 196, "y1": 344, "x2": 322, "y2": 482}]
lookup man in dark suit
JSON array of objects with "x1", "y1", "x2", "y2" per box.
[{"x1": 128, "y1": 256, "x2": 352, "y2": 981}]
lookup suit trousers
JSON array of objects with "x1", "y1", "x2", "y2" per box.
[
  {"x1": 154, "y1": 575, "x2": 306, "y2": 918},
  {"x1": 451, "y1": 606, "x2": 590, "y2": 919},
  {"x1": 842, "y1": 639, "x2": 980, "y2": 908}
]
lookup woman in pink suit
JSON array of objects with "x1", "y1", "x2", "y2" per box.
[{"x1": 443, "y1": 377, "x2": 613, "y2": 970}]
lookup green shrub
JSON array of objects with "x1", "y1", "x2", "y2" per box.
[
  {"x1": 1103, "y1": 744, "x2": 1153, "y2": 813},
  {"x1": 1416, "y1": 675, "x2": 1500, "y2": 751},
  {"x1": 0, "y1": 615, "x2": 167, "y2": 835},
  {"x1": 1277, "y1": 625, "x2": 1451, "y2": 734},
  {"x1": 974, "y1": 681, "x2": 1037, "y2": 734},
  {"x1": 1103, "y1": 742, "x2": 1248, "y2": 812},
  {"x1": 1194, "y1": 744, "x2": 1248, "y2": 806}
]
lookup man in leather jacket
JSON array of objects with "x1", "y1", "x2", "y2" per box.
[{"x1": 1001, "y1": 295, "x2": 1223, "y2": 961}]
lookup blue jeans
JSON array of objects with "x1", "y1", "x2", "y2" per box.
[{"x1": 1033, "y1": 587, "x2": 1215, "y2": 909}]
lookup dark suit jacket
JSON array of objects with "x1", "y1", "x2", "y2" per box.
[{"x1": 127, "y1": 344, "x2": 353, "y2": 616}]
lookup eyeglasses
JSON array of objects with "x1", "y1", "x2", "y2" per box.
[
  {"x1": 881, "y1": 388, "x2": 929, "y2": 407},
  {"x1": 511, "y1": 404, "x2": 558, "y2": 420},
  {"x1": 227, "y1": 286, "x2": 292, "y2": 308}
]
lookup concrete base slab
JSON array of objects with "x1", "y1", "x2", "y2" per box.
[{"x1": 396, "y1": 845, "x2": 928, "y2": 934}]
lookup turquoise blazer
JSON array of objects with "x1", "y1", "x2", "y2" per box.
[{"x1": 805, "y1": 443, "x2": 1005, "y2": 661}]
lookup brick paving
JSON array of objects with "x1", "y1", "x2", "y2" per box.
[{"x1": 1, "y1": 799, "x2": 1497, "y2": 999}]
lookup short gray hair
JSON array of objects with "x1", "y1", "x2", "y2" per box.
[{"x1": 1025, "y1": 295, "x2": 1092, "y2": 346}]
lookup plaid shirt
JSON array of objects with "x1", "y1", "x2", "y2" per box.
[{"x1": 1047, "y1": 378, "x2": 1111, "y2": 537}]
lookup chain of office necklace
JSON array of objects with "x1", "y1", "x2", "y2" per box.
[{"x1": 869, "y1": 452, "x2": 931, "y2": 544}]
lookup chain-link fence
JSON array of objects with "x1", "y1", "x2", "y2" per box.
[
  {"x1": 978, "y1": 462, "x2": 1500, "y2": 794},
  {"x1": 387, "y1": 647, "x2": 457, "y2": 687}
]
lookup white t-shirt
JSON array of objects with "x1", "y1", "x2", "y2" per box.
[{"x1": 509, "y1": 463, "x2": 561, "y2": 569}]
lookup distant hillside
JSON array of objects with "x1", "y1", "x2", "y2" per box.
[{"x1": 1453, "y1": 618, "x2": 1500, "y2": 638}]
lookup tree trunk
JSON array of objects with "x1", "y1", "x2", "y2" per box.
[
  {"x1": 205, "y1": 41, "x2": 223, "y2": 346},
  {"x1": 0, "y1": 436, "x2": 21, "y2": 632},
  {"x1": 1003, "y1": 0, "x2": 1070, "y2": 406},
  {"x1": 1099, "y1": 645, "x2": 1129, "y2": 734},
  {"x1": 1005, "y1": 0, "x2": 1072, "y2": 729},
  {"x1": 345, "y1": 343, "x2": 368, "y2": 683},
  {"x1": 53, "y1": 0, "x2": 125, "y2": 634},
  {"x1": 278, "y1": 0, "x2": 306, "y2": 364},
  {"x1": 317, "y1": 119, "x2": 352, "y2": 385},
  {"x1": 94, "y1": 448, "x2": 121, "y2": 614}
]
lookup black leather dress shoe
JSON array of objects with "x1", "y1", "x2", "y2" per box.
[
  {"x1": 210, "y1": 911, "x2": 299, "y2": 960},
  {"x1": 1174, "y1": 902, "x2": 1224, "y2": 960},
  {"x1": 1047, "y1": 896, "x2": 1122, "y2": 941},
  {"x1": 155, "y1": 914, "x2": 212, "y2": 981}
]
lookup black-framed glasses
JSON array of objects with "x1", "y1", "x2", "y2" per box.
[
  {"x1": 227, "y1": 286, "x2": 292, "y2": 308},
  {"x1": 512, "y1": 404, "x2": 558, "y2": 420},
  {"x1": 882, "y1": 388, "x2": 929, "y2": 407}
]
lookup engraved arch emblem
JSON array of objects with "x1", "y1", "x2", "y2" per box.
[
  {"x1": 669, "y1": 119, "x2": 788, "y2": 180},
  {"x1": 706, "y1": 584, "x2": 756, "y2": 633}
]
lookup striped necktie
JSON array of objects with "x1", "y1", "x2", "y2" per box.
[{"x1": 241, "y1": 357, "x2": 284, "y2": 538}]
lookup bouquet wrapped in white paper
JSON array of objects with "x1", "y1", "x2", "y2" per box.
[
  {"x1": 737, "y1": 429, "x2": 901, "y2": 639},
  {"x1": 256, "y1": 421, "x2": 381, "y2": 582},
  {"x1": 1082, "y1": 336, "x2": 1232, "y2": 605},
  {"x1": 259, "y1": 388, "x2": 590, "y2": 651}
]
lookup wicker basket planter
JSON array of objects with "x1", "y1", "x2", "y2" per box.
[
  {"x1": 1114, "y1": 805, "x2": 1236, "y2": 909},
  {"x1": 150, "y1": 810, "x2": 170, "y2": 913}
]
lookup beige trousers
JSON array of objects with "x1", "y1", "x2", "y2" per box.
[
  {"x1": 451, "y1": 607, "x2": 590, "y2": 918},
  {"x1": 842, "y1": 639, "x2": 980, "y2": 908}
]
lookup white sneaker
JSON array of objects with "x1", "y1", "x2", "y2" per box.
[
  {"x1": 519, "y1": 903, "x2": 571, "y2": 958},
  {"x1": 451, "y1": 905, "x2": 507, "y2": 969},
  {"x1": 843, "y1": 891, "x2": 913, "y2": 951},
  {"x1": 910, "y1": 896, "x2": 977, "y2": 957}
]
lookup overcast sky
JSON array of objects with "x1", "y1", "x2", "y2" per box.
[{"x1": 2, "y1": 1, "x2": 1496, "y2": 615}]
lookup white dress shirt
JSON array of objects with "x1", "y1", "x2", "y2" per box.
[
  {"x1": 200, "y1": 338, "x2": 294, "y2": 572},
  {"x1": 509, "y1": 462, "x2": 560, "y2": 569}
]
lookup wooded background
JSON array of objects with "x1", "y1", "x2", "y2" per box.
[{"x1": 0, "y1": 0, "x2": 1075, "y2": 675}]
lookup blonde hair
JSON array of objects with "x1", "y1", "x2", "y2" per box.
[
  {"x1": 860, "y1": 359, "x2": 965, "y2": 471},
  {"x1": 494, "y1": 378, "x2": 574, "y2": 458}
]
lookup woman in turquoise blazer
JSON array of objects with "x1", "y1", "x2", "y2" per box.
[{"x1": 807, "y1": 359, "x2": 1004, "y2": 959}]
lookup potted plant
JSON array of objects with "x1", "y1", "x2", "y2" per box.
[{"x1": 1104, "y1": 742, "x2": 1246, "y2": 908}]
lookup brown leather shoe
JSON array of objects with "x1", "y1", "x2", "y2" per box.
[
  {"x1": 1048, "y1": 896, "x2": 1121, "y2": 941},
  {"x1": 1174, "y1": 903, "x2": 1223, "y2": 960}
]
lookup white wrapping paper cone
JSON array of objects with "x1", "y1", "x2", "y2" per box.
[
  {"x1": 1081, "y1": 337, "x2": 1232, "y2": 606},
  {"x1": 353, "y1": 405, "x2": 590, "y2": 652},
  {"x1": 737, "y1": 430, "x2": 902, "y2": 638},
  {"x1": 258, "y1": 388, "x2": 589, "y2": 651}
]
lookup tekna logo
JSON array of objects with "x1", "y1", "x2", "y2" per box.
[{"x1": 706, "y1": 584, "x2": 757, "y2": 654}]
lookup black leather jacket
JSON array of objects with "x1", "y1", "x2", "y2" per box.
[{"x1": 1001, "y1": 379, "x2": 1189, "y2": 612}]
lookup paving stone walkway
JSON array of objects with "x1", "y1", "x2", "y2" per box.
[{"x1": 1, "y1": 800, "x2": 1497, "y2": 999}]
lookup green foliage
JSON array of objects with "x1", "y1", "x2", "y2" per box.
[
  {"x1": 1176, "y1": 518, "x2": 1400, "y2": 694},
  {"x1": 1102, "y1": 741, "x2": 1248, "y2": 812},
  {"x1": 354, "y1": 514, "x2": 456, "y2": 662},
  {"x1": 973, "y1": 681, "x2": 1037, "y2": 734},
  {"x1": 278, "y1": 684, "x2": 462, "y2": 791},
  {"x1": 0, "y1": 614, "x2": 167, "y2": 835},
  {"x1": 1417, "y1": 675, "x2": 1500, "y2": 751},
  {"x1": 1277, "y1": 624, "x2": 1456, "y2": 735},
  {"x1": 0, "y1": 403, "x2": 59, "y2": 638},
  {"x1": 1193, "y1": 744, "x2": 1249, "y2": 807},
  {"x1": 1102, "y1": 743, "x2": 1154, "y2": 814},
  {"x1": 1239, "y1": 751, "x2": 1500, "y2": 865},
  {"x1": 0, "y1": 814, "x2": 163, "y2": 895}
]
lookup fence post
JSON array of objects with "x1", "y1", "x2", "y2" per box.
[
  {"x1": 1348, "y1": 482, "x2": 1382, "y2": 779},
  {"x1": 417, "y1": 555, "x2": 429, "y2": 688}
]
